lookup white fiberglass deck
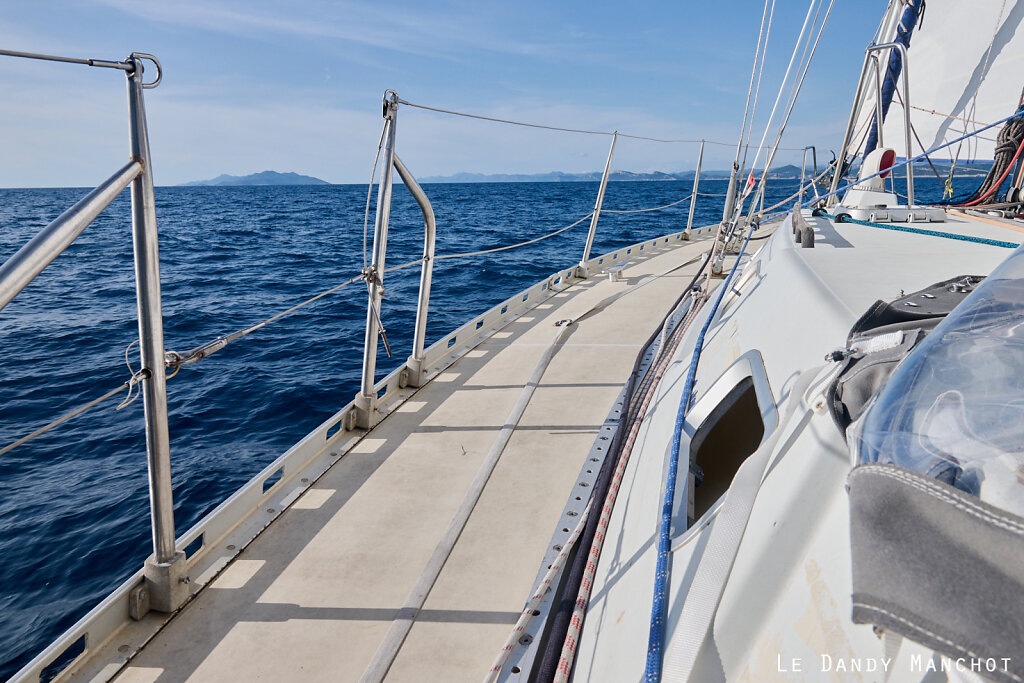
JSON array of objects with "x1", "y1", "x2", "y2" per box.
[{"x1": 106, "y1": 233, "x2": 717, "y2": 682}]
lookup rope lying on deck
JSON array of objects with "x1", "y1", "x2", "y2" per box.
[
  {"x1": 360, "y1": 320, "x2": 578, "y2": 683},
  {"x1": 814, "y1": 210, "x2": 1020, "y2": 249},
  {"x1": 362, "y1": 251, "x2": 707, "y2": 683},
  {"x1": 644, "y1": 225, "x2": 756, "y2": 682},
  {"x1": 533, "y1": 243, "x2": 718, "y2": 683},
  {"x1": 485, "y1": 498, "x2": 594, "y2": 682},
  {"x1": 552, "y1": 291, "x2": 704, "y2": 683}
]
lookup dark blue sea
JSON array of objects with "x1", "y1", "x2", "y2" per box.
[{"x1": 0, "y1": 176, "x2": 949, "y2": 678}]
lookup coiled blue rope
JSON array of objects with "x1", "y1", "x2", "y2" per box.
[
  {"x1": 816, "y1": 210, "x2": 1020, "y2": 249},
  {"x1": 644, "y1": 226, "x2": 755, "y2": 682}
]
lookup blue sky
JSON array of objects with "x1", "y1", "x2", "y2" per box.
[{"x1": 0, "y1": 1, "x2": 884, "y2": 187}]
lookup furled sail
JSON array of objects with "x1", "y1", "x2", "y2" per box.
[{"x1": 853, "y1": 0, "x2": 1024, "y2": 163}]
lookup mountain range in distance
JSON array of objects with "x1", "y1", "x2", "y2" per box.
[
  {"x1": 419, "y1": 165, "x2": 805, "y2": 183},
  {"x1": 420, "y1": 159, "x2": 993, "y2": 183},
  {"x1": 179, "y1": 159, "x2": 992, "y2": 186},
  {"x1": 179, "y1": 167, "x2": 806, "y2": 187}
]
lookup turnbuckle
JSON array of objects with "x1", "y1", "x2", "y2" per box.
[{"x1": 361, "y1": 266, "x2": 393, "y2": 359}]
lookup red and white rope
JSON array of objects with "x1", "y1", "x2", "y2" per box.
[
  {"x1": 484, "y1": 499, "x2": 594, "y2": 682},
  {"x1": 552, "y1": 286, "x2": 709, "y2": 682}
]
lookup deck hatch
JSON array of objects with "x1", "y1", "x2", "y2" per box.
[{"x1": 672, "y1": 351, "x2": 778, "y2": 537}]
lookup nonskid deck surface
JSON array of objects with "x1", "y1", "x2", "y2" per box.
[{"x1": 110, "y1": 236, "x2": 714, "y2": 682}]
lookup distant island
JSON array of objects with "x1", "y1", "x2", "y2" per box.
[{"x1": 180, "y1": 170, "x2": 329, "y2": 186}]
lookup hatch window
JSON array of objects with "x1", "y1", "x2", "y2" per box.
[
  {"x1": 689, "y1": 376, "x2": 764, "y2": 521},
  {"x1": 672, "y1": 351, "x2": 777, "y2": 536}
]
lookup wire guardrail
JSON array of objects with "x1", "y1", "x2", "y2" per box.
[
  {"x1": 601, "y1": 194, "x2": 693, "y2": 214},
  {"x1": 2, "y1": 109, "x2": 849, "y2": 462},
  {"x1": 0, "y1": 187, "x2": 701, "y2": 457},
  {"x1": 395, "y1": 98, "x2": 808, "y2": 151},
  {"x1": 6, "y1": 162, "x2": 822, "y2": 460}
]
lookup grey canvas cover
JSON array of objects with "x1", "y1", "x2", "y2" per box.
[{"x1": 848, "y1": 463, "x2": 1024, "y2": 682}]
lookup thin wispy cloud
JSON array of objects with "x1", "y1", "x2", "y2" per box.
[
  {"x1": 88, "y1": 0, "x2": 568, "y2": 61},
  {"x1": 1, "y1": 3, "x2": 879, "y2": 187}
]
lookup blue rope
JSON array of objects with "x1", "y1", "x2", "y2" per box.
[
  {"x1": 644, "y1": 226, "x2": 756, "y2": 682},
  {"x1": 640, "y1": 108, "x2": 1022, "y2": 681},
  {"x1": 817, "y1": 210, "x2": 1020, "y2": 249}
]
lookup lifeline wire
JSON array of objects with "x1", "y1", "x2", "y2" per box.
[
  {"x1": 1, "y1": 192, "x2": 692, "y2": 457},
  {"x1": 435, "y1": 213, "x2": 592, "y2": 260},
  {"x1": 601, "y1": 193, "x2": 693, "y2": 214},
  {"x1": 395, "y1": 98, "x2": 805, "y2": 151},
  {"x1": 0, "y1": 48, "x2": 133, "y2": 71},
  {"x1": 174, "y1": 213, "x2": 599, "y2": 366},
  {"x1": 0, "y1": 376, "x2": 145, "y2": 457}
]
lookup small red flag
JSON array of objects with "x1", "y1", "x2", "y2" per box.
[{"x1": 742, "y1": 172, "x2": 756, "y2": 198}]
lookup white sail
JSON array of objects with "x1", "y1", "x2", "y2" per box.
[{"x1": 854, "y1": 0, "x2": 1024, "y2": 163}]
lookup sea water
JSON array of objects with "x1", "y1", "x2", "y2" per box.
[{"x1": 0, "y1": 177, "x2": 951, "y2": 676}]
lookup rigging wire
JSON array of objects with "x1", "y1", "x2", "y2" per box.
[
  {"x1": 936, "y1": 1, "x2": 1008, "y2": 193},
  {"x1": 786, "y1": 0, "x2": 825, "y2": 128},
  {"x1": 738, "y1": 0, "x2": 776, "y2": 181},
  {"x1": 752, "y1": 108, "x2": 1024, "y2": 226},
  {"x1": 891, "y1": 88, "x2": 948, "y2": 184},
  {"x1": 759, "y1": 165, "x2": 834, "y2": 215},
  {"x1": 736, "y1": 0, "x2": 775, "y2": 175},
  {"x1": 363, "y1": 121, "x2": 389, "y2": 273},
  {"x1": 911, "y1": 106, "x2": 992, "y2": 128},
  {"x1": 744, "y1": 0, "x2": 820, "y2": 192},
  {"x1": 744, "y1": 0, "x2": 835, "y2": 222}
]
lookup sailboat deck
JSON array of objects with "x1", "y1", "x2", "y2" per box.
[
  {"x1": 797, "y1": 209, "x2": 1023, "y2": 315},
  {"x1": 107, "y1": 233, "x2": 717, "y2": 682}
]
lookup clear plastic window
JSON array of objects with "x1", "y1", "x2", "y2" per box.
[{"x1": 850, "y1": 252, "x2": 1024, "y2": 517}]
